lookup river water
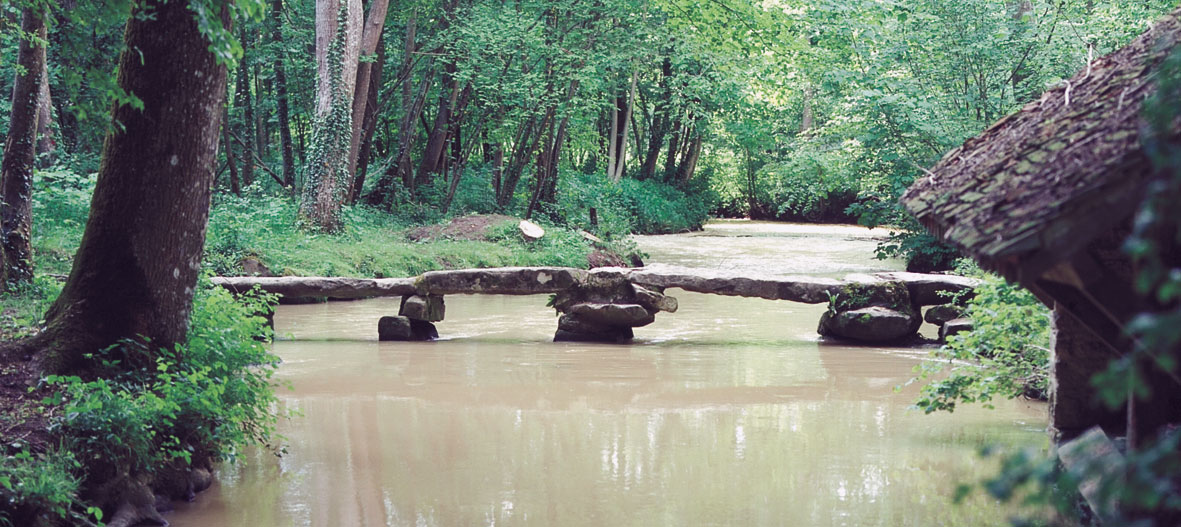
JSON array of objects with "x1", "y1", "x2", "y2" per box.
[{"x1": 169, "y1": 220, "x2": 1047, "y2": 526}]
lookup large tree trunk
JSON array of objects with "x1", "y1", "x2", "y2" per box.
[
  {"x1": 33, "y1": 0, "x2": 229, "y2": 374},
  {"x1": 271, "y1": 0, "x2": 296, "y2": 190},
  {"x1": 300, "y1": 0, "x2": 362, "y2": 232},
  {"x1": 0, "y1": 7, "x2": 47, "y2": 290}
]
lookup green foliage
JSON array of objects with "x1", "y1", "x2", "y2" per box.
[
  {"x1": 37, "y1": 281, "x2": 279, "y2": 494},
  {"x1": 30, "y1": 171, "x2": 94, "y2": 276},
  {"x1": 911, "y1": 262, "x2": 1050, "y2": 414},
  {"x1": 872, "y1": 218, "x2": 960, "y2": 273},
  {"x1": 0, "y1": 275, "x2": 61, "y2": 341},
  {"x1": 0, "y1": 448, "x2": 86, "y2": 527}
]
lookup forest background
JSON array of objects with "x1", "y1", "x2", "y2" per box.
[{"x1": 3, "y1": 0, "x2": 1175, "y2": 278}]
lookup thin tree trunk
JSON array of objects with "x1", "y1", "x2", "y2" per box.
[
  {"x1": 271, "y1": 0, "x2": 296, "y2": 191},
  {"x1": 234, "y1": 37, "x2": 255, "y2": 188},
  {"x1": 35, "y1": 66, "x2": 56, "y2": 167},
  {"x1": 801, "y1": 84, "x2": 815, "y2": 132},
  {"x1": 640, "y1": 59, "x2": 672, "y2": 180},
  {"x1": 611, "y1": 72, "x2": 638, "y2": 182},
  {"x1": 34, "y1": 0, "x2": 230, "y2": 374},
  {"x1": 441, "y1": 120, "x2": 483, "y2": 214},
  {"x1": 663, "y1": 115, "x2": 682, "y2": 182},
  {"x1": 350, "y1": 41, "x2": 385, "y2": 203},
  {"x1": 222, "y1": 103, "x2": 241, "y2": 195},
  {"x1": 525, "y1": 119, "x2": 556, "y2": 220},
  {"x1": 606, "y1": 102, "x2": 618, "y2": 179},
  {"x1": 677, "y1": 135, "x2": 702, "y2": 184},
  {"x1": 366, "y1": 63, "x2": 433, "y2": 205},
  {"x1": 0, "y1": 6, "x2": 46, "y2": 289},
  {"x1": 497, "y1": 112, "x2": 550, "y2": 208}
]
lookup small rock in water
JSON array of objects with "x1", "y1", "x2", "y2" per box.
[
  {"x1": 818, "y1": 306, "x2": 921, "y2": 342},
  {"x1": 400, "y1": 294, "x2": 446, "y2": 322},
  {"x1": 939, "y1": 318, "x2": 974, "y2": 341},
  {"x1": 924, "y1": 304, "x2": 966, "y2": 326},
  {"x1": 379, "y1": 316, "x2": 437, "y2": 341}
]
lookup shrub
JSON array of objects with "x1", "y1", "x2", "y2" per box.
[
  {"x1": 910, "y1": 261, "x2": 1051, "y2": 413},
  {"x1": 0, "y1": 449, "x2": 87, "y2": 527},
  {"x1": 552, "y1": 171, "x2": 709, "y2": 237},
  {"x1": 0, "y1": 276, "x2": 62, "y2": 341}
]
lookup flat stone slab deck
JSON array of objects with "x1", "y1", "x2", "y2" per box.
[{"x1": 211, "y1": 266, "x2": 978, "y2": 306}]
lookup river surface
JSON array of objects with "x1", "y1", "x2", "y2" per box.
[{"x1": 169, "y1": 220, "x2": 1047, "y2": 526}]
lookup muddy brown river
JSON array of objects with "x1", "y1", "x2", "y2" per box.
[{"x1": 169, "y1": 221, "x2": 1047, "y2": 526}]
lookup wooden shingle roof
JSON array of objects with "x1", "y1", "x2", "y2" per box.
[{"x1": 901, "y1": 9, "x2": 1181, "y2": 282}]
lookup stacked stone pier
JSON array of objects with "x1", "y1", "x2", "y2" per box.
[{"x1": 211, "y1": 266, "x2": 978, "y2": 344}]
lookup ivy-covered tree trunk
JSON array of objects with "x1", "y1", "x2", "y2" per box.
[
  {"x1": 300, "y1": 0, "x2": 361, "y2": 232},
  {"x1": 0, "y1": 7, "x2": 47, "y2": 290},
  {"x1": 30, "y1": 0, "x2": 229, "y2": 374}
]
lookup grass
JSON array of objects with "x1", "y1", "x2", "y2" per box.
[{"x1": 204, "y1": 192, "x2": 594, "y2": 277}]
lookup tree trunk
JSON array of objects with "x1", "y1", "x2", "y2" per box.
[
  {"x1": 0, "y1": 6, "x2": 46, "y2": 289},
  {"x1": 350, "y1": 40, "x2": 384, "y2": 203},
  {"x1": 366, "y1": 63, "x2": 433, "y2": 205},
  {"x1": 271, "y1": 0, "x2": 296, "y2": 191},
  {"x1": 35, "y1": 65, "x2": 56, "y2": 167},
  {"x1": 640, "y1": 58, "x2": 673, "y2": 180},
  {"x1": 234, "y1": 36, "x2": 255, "y2": 188},
  {"x1": 612, "y1": 72, "x2": 638, "y2": 182},
  {"x1": 677, "y1": 135, "x2": 702, "y2": 184},
  {"x1": 663, "y1": 116, "x2": 682, "y2": 182},
  {"x1": 33, "y1": 0, "x2": 229, "y2": 374},
  {"x1": 300, "y1": 0, "x2": 362, "y2": 232},
  {"x1": 346, "y1": 0, "x2": 389, "y2": 176},
  {"x1": 801, "y1": 84, "x2": 815, "y2": 132},
  {"x1": 222, "y1": 103, "x2": 241, "y2": 196},
  {"x1": 419, "y1": 68, "x2": 466, "y2": 183}
]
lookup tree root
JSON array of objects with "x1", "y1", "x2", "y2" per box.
[{"x1": 104, "y1": 481, "x2": 168, "y2": 527}]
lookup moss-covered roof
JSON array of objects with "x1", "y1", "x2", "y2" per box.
[{"x1": 901, "y1": 9, "x2": 1181, "y2": 281}]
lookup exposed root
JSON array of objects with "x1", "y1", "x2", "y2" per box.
[{"x1": 104, "y1": 481, "x2": 168, "y2": 527}]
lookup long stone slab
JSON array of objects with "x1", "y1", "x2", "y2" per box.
[
  {"x1": 616, "y1": 266, "x2": 842, "y2": 304},
  {"x1": 211, "y1": 267, "x2": 977, "y2": 305},
  {"x1": 870, "y1": 272, "x2": 980, "y2": 305},
  {"x1": 211, "y1": 276, "x2": 416, "y2": 299},
  {"x1": 416, "y1": 266, "x2": 587, "y2": 295}
]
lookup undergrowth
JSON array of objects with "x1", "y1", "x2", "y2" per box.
[{"x1": 0, "y1": 281, "x2": 281, "y2": 526}]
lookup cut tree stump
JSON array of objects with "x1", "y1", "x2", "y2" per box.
[{"x1": 519, "y1": 220, "x2": 544, "y2": 241}]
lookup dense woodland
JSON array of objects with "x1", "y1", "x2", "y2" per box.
[
  {"x1": 2, "y1": 0, "x2": 1175, "y2": 268},
  {"x1": 2, "y1": 0, "x2": 1181, "y2": 525}
]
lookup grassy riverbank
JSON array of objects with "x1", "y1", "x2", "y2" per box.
[{"x1": 34, "y1": 171, "x2": 708, "y2": 280}]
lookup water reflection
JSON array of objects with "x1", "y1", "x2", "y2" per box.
[{"x1": 168, "y1": 222, "x2": 1046, "y2": 526}]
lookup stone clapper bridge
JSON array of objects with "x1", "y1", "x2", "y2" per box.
[{"x1": 211, "y1": 266, "x2": 978, "y2": 343}]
